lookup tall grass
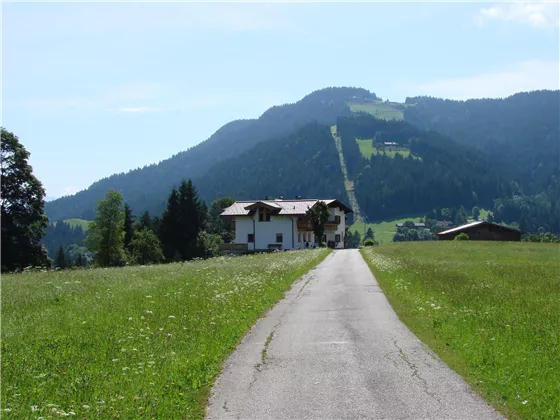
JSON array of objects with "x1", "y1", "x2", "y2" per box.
[
  {"x1": 361, "y1": 242, "x2": 560, "y2": 419},
  {"x1": 1, "y1": 249, "x2": 329, "y2": 419}
]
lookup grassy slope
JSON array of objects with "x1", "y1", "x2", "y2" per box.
[
  {"x1": 348, "y1": 101, "x2": 404, "y2": 120},
  {"x1": 1, "y1": 249, "x2": 330, "y2": 419},
  {"x1": 356, "y1": 139, "x2": 416, "y2": 159},
  {"x1": 361, "y1": 242, "x2": 560, "y2": 419}
]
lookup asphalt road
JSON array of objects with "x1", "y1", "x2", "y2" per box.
[{"x1": 206, "y1": 250, "x2": 504, "y2": 420}]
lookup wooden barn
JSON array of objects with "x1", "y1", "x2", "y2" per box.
[{"x1": 436, "y1": 221, "x2": 521, "y2": 242}]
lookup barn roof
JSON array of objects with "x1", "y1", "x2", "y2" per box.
[
  {"x1": 436, "y1": 220, "x2": 520, "y2": 236},
  {"x1": 221, "y1": 199, "x2": 352, "y2": 217}
]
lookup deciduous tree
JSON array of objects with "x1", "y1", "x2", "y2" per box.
[
  {"x1": 1, "y1": 128, "x2": 49, "y2": 271},
  {"x1": 306, "y1": 201, "x2": 330, "y2": 246}
]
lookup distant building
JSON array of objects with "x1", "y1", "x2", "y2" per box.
[
  {"x1": 383, "y1": 142, "x2": 398, "y2": 146},
  {"x1": 434, "y1": 221, "x2": 454, "y2": 228},
  {"x1": 436, "y1": 221, "x2": 521, "y2": 241},
  {"x1": 220, "y1": 198, "x2": 353, "y2": 251},
  {"x1": 396, "y1": 223, "x2": 426, "y2": 228}
]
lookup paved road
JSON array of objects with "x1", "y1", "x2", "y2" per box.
[{"x1": 206, "y1": 250, "x2": 504, "y2": 420}]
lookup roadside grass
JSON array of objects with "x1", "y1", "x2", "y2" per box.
[
  {"x1": 361, "y1": 242, "x2": 560, "y2": 419},
  {"x1": 355, "y1": 139, "x2": 419, "y2": 160},
  {"x1": 348, "y1": 102, "x2": 404, "y2": 120},
  {"x1": 1, "y1": 249, "x2": 330, "y2": 419}
]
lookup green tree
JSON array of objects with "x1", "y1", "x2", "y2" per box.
[
  {"x1": 123, "y1": 203, "x2": 135, "y2": 250},
  {"x1": 487, "y1": 212, "x2": 495, "y2": 223},
  {"x1": 55, "y1": 245, "x2": 67, "y2": 269},
  {"x1": 75, "y1": 253, "x2": 86, "y2": 267},
  {"x1": 306, "y1": 201, "x2": 330, "y2": 246},
  {"x1": 160, "y1": 187, "x2": 181, "y2": 260},
  {"x1": 197, "y1": 231, "x2": 223, "y2": 259},
  {"x1": 472, "y1": 206, "x2": 480, "y2": 221},
  {"x1": 85, "y1": 190, "x2": 126, "y2": 267},
  {"x1": 365, "y1": 227, "x2": 375, "y2": 241},
  {"x1": 177, "y1": 180, "x2": 206, "y2": 260},
  {"x1": 1, "y1": 128, "x2": 49, "y2": 271},
  {"x1": 454, "y1": 232, "x2": 470, "y2": 241},
  {"x1": 129, "y1": 229, "x2": 164, "y2": 265},
  {"x1": 139, "y1": 210, "x2": 152, "y2": 230},
  {"x1": 207, "y1": 196, "x2": 236, "y2": 243}
]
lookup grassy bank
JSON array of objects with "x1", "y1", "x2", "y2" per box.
[
  {"x1": 361, "y1": 242, "x2": 560, "y2": 419},
  {"x1": 1, "y1": 249, "x2": 330, "y2": 419}
]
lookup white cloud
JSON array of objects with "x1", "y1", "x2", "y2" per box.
[
  {"x1": 412, "y1": 60, "x2": 560, "y2": 100},
  {"x1": 476, "y1": 2, "x2": 560, "y2": 28}
]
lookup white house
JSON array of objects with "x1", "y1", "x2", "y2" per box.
[{"x1": 220, "y1": 198, "x2": 353, "y2": 250}]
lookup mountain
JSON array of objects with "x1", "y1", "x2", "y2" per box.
[
  {"x1": 45, "y1": 87, "x2": 375, "y2": 221},
  {"x1": 403, "y1": 90, "x2": 560, "y2": 196}
]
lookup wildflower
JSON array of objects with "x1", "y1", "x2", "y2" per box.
[
  {"x1": 522, "y1": 400, "x2": 528, "y2": 405},
  {"x1": 128, "y1": 317, "x2": 133, "y2": 321},
  {"x1": 3, "y1": 408, "x2": 11, "y2": 412},
  {"x1": 82, "y1": 321, "x2": 87, "y2": 324},
  {"x1": 168, "y1": 315, "x2": 175, "y2": 319},
  {"x1": 146, "y1": 295, "x2": 152, "y2": 298},
  {"x1": 82, "y1": 405, "x2": 90, "y2": 409},
  {"x1": 146, "y1": 310, "x2": 153, "y2": 315},
  {"x1": 112, "y1": 359, "x2": 119, "y2": 362},
  {"x1": 31, "y1": 405, "x2": 39, "y2": 412}
]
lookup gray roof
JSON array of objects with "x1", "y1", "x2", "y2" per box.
[{"x1": 221, "y1": 199, "x2": 351, "y2": 217}]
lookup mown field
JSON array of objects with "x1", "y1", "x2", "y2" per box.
[
  {"x1": 1, "y1": 249, "x2": 329, "y2": 419},
  {"x1": 361, "y1": 242, "x2": 560, "y2": 419},
  {"x1": 348, "y1": 101, "x2": 404, "y2": 120},
  {"x1": 350, "y1": 216, "x2": 422, "y2": 244},
  {"x1": 355, "y1": 139, "x2": 416, "y2": 160}
]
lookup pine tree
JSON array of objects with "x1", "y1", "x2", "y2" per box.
[
  {"x1": 177, "y1": 180, "x2": 205, "y2": 260},
  {"x1": 75, "y1": 253, "x2": 86, "y2": 267},
  {"x1": 55, "y1": 245, "x2": 67, "y2": 269},
  {"x1": 365, "y1": 228, "x2": 374, "y2": 240},
  {"x1": 123, "y1": 203, "x2": 135, "y2": 250},
  {"x1": 160, "y1": 187, "x2": 181, "y2": 261},
  {"x1": 139, "y1": 211, "x2": 152, "y2": 230}
]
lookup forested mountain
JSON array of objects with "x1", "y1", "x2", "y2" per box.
[
  {"x1": 196, "y1": 122, "x2": 347, "y2": 203},
  {"x1": 403, "y1": 90, "x2": 559, "y2": 195},
  {"x1": 338, "y1": 114, "x2": 505, "y2": 221},
  {"x1": 45, "y1": 87, "x2": 374, "y2": 221}
]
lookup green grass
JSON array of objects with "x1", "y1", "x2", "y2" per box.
[
  {"x1": 53, "y1": 218, "x2": 91, "y2": 232},
  {"x1": 361, "y1": 242, "x2": 560, "y2": 419},
  {"x1": 355, "y1": 139, "x2": 419, "y2": 160},
  {"x1": 351, "y1": 216, "x2": 423, "y2": 244},
  {"x1": 348, "y1": 101, "x2": 404, "y2": 120},
  {"x1": 1, "y1": 249, "x2": 330, "y2": 419}
]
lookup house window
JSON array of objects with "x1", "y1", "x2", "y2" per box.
[
  {"x1": 335, "y1": 234, "x2": 341, "y2": 242},
  {"x1": 334, "y1": 215, "x2": 341, "y2": 223},
  {"x1": 258, "y1": 207, "x2": 270, "y2": 222},
  {"x1": 276, "y1": 233, "x2": 283, "y2": 243},
  {"x1": 247, "y1": 234, "x2": 255, "y2": 243}
]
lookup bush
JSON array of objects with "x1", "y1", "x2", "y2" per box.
[
  {"x1": 454, "y1": 232, "x2": 469, "y2": 241},
  {"x1": 321, "y1": 241, "x2": 327, "y2": 248},
  {"x1": 364, "y1": 239, "x2": 376, "y2": 246}
]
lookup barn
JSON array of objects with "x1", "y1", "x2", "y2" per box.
[{"x1": 436, "y1": 221, "x2": 521, "y2": 241}]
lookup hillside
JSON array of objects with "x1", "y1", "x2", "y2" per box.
[{"x1": 45, "y1": 87, "x2": 375, "y2": 221}]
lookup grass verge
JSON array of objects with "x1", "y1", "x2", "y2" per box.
[
  {"x1": 361, "y1": 242, "x2": 560, "y2": 419},
  {"x1": 1, "y1": 249, "x2": 330, "y2": 419}
]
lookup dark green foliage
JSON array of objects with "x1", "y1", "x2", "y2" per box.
[
  {"x1": 123, "y1": 203, "x2": 134, "y2": 250},
  {"x1": 129, "y1": 229, "x2": 164, "y2": 265},
  {"x1": 206, "y1": 197, "x2": 236, "y2": 243},
  {"x1": 365, "y1": 228, "x2": 375, "y2": 240},
  {"x1": 45, "y1": 87, "x2": 368, "y2": 221},
  {"x1": 55, "y1": 245, "x2": 68, "y2": 269},
  {"x1": 75, "y1": 253, "x2": 86, "y2": 267},
  {"x1": 42, "y1": 221, "x2": 87, "y2": 260},
  {"x1": 138, "y1": 211, "x2": 152, "y2": 230},
  {"x1": 339, "y1": 114, "x2": 503, "y2": 221},
  {"x1": 454, "y1": 232, "x2": 470, "y2": 241},
  {"x1": 523, "y1": 232, "x2": 560, "y2": 243},
  {"x1": 393, "y1": 221, "x2": 436, "y2": 242},
  {"x1": 196, "y1": 122, "x2": 348, "y2": 203},
  {"x1": 1, "y1": 128, "x2": 49, "y2": 271},
  {"x1": 159, "y1": 180, "x2": 206, "y2": 261},
  {"x1": 197, "y1": 231, "x2": 223, "y2": 259},
  {"x1": 472, "y1": 206, "x2": 480, "y2": 221},
  {"x1": 85, "y1": 190, "x2": 126, "y2": 267},
  {"x1": 306, "y1": 201, "x2": 330, "y2": 244},
  {"x1": 404, "y1": 91, "x2": 560, "y2": 197},
  {"x1": 364, "y1": 239, "x2": 375, "y2": 246},
  {"x1": 347, "y1": 230, "x2": 362, "y2": 248}
]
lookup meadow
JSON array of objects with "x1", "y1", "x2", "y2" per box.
[
  {"x1": 1, "y1": 249, "x2": 330, "y2": 419},
  {"x1": 355, "y1": 139, "x2": 419, "y2": 160},
  {"x1": 361, "y1": 242, "x2": 560, "y2": 419},
  {"x1": 348, "y1": 101, "x2": 404, "y2": 120},
  {"x1": 350, "y1": 216, "x2": 422, "y2": 244}
]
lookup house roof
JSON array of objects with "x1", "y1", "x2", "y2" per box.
[
  {"x1": 436, "y1": 220, "x2": 520, "y2": 236},
  {"x1": 221, "y1": 199, "x2": 352, "y2": 217}
]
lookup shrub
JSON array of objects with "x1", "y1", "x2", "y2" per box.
[
  {"x1": 454, "y1": 232, "x2": 469, "y2": 241},
  {"x1": 364, "y1": 239, "x2": 376, "y2": 246}
]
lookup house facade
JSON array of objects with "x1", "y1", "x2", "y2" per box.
[
  {"x1": 436, "y1": 221, "x2": 521, "y2": 241},
  {"x1": 220, "y1": 198, "x2": 353, "y2": 250}
]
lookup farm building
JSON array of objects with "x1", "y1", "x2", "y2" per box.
[{"x1": 436, "y1": 221, "x2": 521, "y2": 241}]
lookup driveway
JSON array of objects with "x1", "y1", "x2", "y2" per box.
[{"x1": 206, "y1": 249, "x2": 504, "y2": 420}]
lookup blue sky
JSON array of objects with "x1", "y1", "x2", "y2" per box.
[{"x1": 3, "y1": 1, "x2": 559, "y2": 199}]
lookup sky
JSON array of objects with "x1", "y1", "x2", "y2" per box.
[{"x1": 2, "y1": 1, "x2": 559, "y2": 199}]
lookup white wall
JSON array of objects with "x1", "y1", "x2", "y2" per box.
[{"x1": 235, "y1": 215, "x2": 297, "y2": 250}]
